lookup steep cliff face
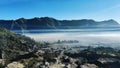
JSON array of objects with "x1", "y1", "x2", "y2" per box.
[{"x1": 0, "y1": 17, "x2": 119, "y2": 30}]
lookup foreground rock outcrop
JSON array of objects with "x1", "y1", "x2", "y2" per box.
[{"x1": 6, "y1": 62, "x2": 24, "y2": 68}]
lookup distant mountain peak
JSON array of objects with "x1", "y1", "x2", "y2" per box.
[
  {"x1": 100, "y1": 19, "x2": 119, "y2": 26},
  {"x1": 16, "y1": 18, "x2": 26, "y2": 20}
]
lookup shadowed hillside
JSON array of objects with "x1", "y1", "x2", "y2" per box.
[{"x1": 0, "y1": 27, "x2": 40, "y2": 60}]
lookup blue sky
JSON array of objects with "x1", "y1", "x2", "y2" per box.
[{"x1": 0, "y1": 0, "x2": 120, "y2": 22}]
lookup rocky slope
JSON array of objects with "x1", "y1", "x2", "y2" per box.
[{"x1": 0, "y1": 27, "x2": 39, "y2": 60}]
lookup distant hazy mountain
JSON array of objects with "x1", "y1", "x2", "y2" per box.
[{"x1": 0, "y1": 17, "x2": 119, "y2": 30}]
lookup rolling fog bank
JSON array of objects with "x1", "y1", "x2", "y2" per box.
[{"x1": 15, "y1": 29, "x2": 120, "y2": 48}]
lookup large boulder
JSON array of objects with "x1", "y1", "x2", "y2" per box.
[{"x1": 6, "y1": 62, "x2": 24, "y2": 68}]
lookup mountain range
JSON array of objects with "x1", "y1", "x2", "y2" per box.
[{"x1": 0, "y1": 17, "x2": 119, "y2": 30}]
